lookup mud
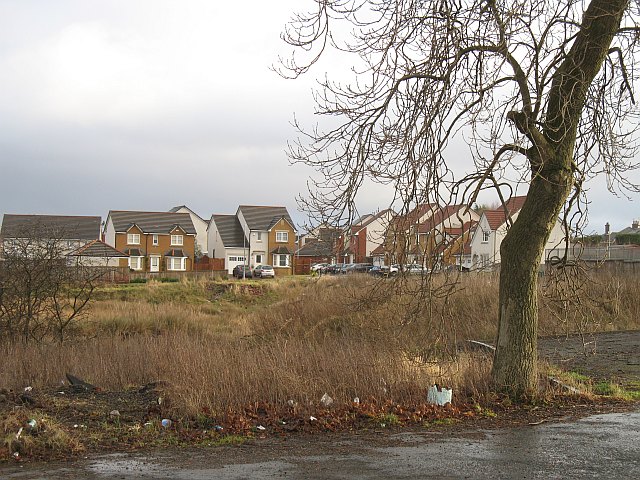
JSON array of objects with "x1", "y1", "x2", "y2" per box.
[{"x1": 2, "y1": 411, "x2": 638, "y2": 479}]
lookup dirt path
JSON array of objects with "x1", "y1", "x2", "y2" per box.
[{"x1": 538, "y1": 330, "x2": 639, "y2": 387}]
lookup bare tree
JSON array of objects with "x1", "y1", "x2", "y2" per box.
[
  {"x1": 0, "y1": 224, "x2": 106, "y2": 343},
  {"x1": 280, "y1": 0, "x2": 640, "y2": 395}
]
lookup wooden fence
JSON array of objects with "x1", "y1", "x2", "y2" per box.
[{"x1": 193, "y1": 256, "x2": 226, "y2": 271}]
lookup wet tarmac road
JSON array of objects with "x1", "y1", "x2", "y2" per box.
[{"x1": 3, "y1": 410, "x2": 638, "y2": 479}]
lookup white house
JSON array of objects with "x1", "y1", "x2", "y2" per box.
[
  {"x1": 470, "y1": 196, "x2": 564, "y2": 270},
  {"x1": 207, "y1": 214, "x2": 249, "y2": 274},
  {"x1": 236, "y1": 205, "x2": 296, "y2": 272}
]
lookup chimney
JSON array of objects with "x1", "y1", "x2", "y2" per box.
[
  {"x1": 633, "y1": 220, "x2": 639, "y2": 230},
  {"x1": 605, "y1": 222, "x2": 610, "y2": 235}
]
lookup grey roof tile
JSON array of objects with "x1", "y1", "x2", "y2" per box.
[
  {"x1": 212, "y1": 215, "x2": 247, "y2": 248},
  {"x1": 109, "y1": 211, "x2": 196, "y2": 235},
  {"x1": 238, "y1": 205, "x2": 295, "y2": 231},
  {"x1": 69, "y1": 239, "x2": 128, "y2": 258},
  {"x1": 1, "y1": 214, "x2": 101, "y2": 240}
]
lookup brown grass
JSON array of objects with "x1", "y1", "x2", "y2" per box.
[{"x1": 1, "y1": 273, "x2": 637, "y2": 417}]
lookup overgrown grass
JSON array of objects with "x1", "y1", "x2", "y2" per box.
[{"x1": 1, "y1": 272, "x2": 638, "y2": 419}]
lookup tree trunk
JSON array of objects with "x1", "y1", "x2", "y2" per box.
[{"x1": 491, "y1": 161, "x2": 572, "y2": 396}]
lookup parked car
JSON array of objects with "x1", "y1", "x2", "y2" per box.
[
  {"x1": 369, "y1": 265, "x2": 390, "y2": 277},
  {"x1": 406, "y1": 263, "x2": 429, "y2": 275},
  {"x1": 339, "y1": 263, "x2": 353, "y2": 274},
  {"x1": 232, "y1": 264, "x2": 252, "y2": 278},
  {"x1": 326, "y1": 263, "x2": 344, "y2": 274},
  {"x1": 310, "y1": 263, "x2": 329, "y2": 273},
  {"x1": 253, "y1": 264, "x2": 275, "y2": 278},
  {"x1": 345, "y1": 263, "x2": 373, "y2": 274}
]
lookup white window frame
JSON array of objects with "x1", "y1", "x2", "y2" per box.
[
  {"x1": 228, "y1": 256, "x2": 246, "y2": 262},
  {"x1": 482, "y1": 230, "x2": 490, "y2": 243},
  {"x1": 275, "y1": 231, "x2": 288, "y2": 243},
  {"x1": 170, "y1": 234, "x2": 183, "y2": 246},
  {"x1": 127, "y1": 233, "x2": 140, "y2": 245},
  {"x1": 152, "y1": 234, "x2": 159, "y2": 246},
  {"x1": 129, "y1": 256, "x2": 144, "y2": 270},
  {"x1": 255, "y1": 254, "x2": 263, "y2": 264},
  {"x1": 256, "y1": 232, "x2": 262, "y2": 241},
  {"x1": 273, "y1": 254, "x2": 290, "y2": 267},
  {"x1": 166, "y1": 257, "x2": 186, "y2": 271}
]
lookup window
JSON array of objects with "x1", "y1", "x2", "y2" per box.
[
  {"x1": 273, "y1": 254, "x2": 290, "y2": 267},
  {"x1": 127, "y1": 233, "x2": 140, "y2": 245},
  {"x1": 482, "y1": 230, "x2": 490, "y2": 243},
  {"x1": 167, "y1": 257, "x2": 186, "y2": 271},
  {"x1": 129, "y1": 256, "x2": 143, "y2": 270},
  {"x1": 255, "y1": 254, "x2": 263, "y2": 264},
  {"x1": 257, "y1": 232, "x2": 262, "y2": 241},
  {"x1": 152, "y1": 234, "x2": 159, "y2": 246},
  {"x1": 276, "y1": 231, "x2": 288, "y2": 243},
  {"x1": 171, "y1": 235, "x2": 183, "y2": 246},
  {"x1": 228, "y1": 256, "x2": 245, "y2": 262}
]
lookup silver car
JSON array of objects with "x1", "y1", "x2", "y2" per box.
[{"x1": 253, "y1": 264, "x2": 275, "y2": 278}]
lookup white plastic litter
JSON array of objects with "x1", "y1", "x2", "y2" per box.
[
  {"x1": 427, "y1": 385, "x2": 453, "y2": 406},
  {"x1": 320, "y1": 393, "x2": 333, "y2": 407}
]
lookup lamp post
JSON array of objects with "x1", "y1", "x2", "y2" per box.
[{"x1": 243, "y1": 233, "x2": 247, "y2": 280}]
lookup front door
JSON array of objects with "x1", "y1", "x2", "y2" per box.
[{"x1": 150, "y1": 256, "x2": 160, "y2": 272}]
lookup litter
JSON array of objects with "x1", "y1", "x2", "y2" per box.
[
  {"x1": 65, "y1": 373, "x2": 97, "y2": 392},
  {"x1": 320, "y1": 393, "x2": 333, "y2": 407},
  {"x1": 27, "y1": 419, "x2": 37, "y2": 429},
  {"x1": 309, "y1": 416, "x2": 317, "y2": 421},
  {"x1": 16, "y1": 427, "x2": 23, "y2": 440},
  {"x1": 109, "y1": 410, "x2": 120, "y2": 418},
  {"x1": 353, "y1": 397, "x2": 360, "y2": 404},
  {"x1": 24, "y1": 386, "x2": 33, "y2": 392},
  {"x1": 214, "y1": 425, "x2": 224, "y2": 432},
  {"x1": 161, "y1": 419, "x2": 172, "y2": 428},
  {"x1": 256, "y1": 425, "x2": 266, "y2": 431},
  {"x1": 427, "y1": 384, "x2": 453, "y2": 406}
]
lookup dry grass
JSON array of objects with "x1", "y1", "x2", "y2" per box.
[{"x1": 1, "y1": 273, "x2": 637, "y2": 417}]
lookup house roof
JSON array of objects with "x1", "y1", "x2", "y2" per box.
[
  {"x1": 389, "y1": 203, "x2": 437, "y2": 232},
  {"x1": 238, "y1": 205, "x2": 295, "y2": 231},
  {"x1": 124, "y1": 248, "x2": 145, "y2": 256},
  {"x1": 296, "y1": 240, "x2": 334, "y2": 257},
  {"x1": 108, "y1": 211, "x2": 197, "y2": 234},
  {"x1": 371, "y1": 244, "x2": 386, "y2": 256},
  {"x1": 417, "y1": 205, "x2": 468, "y2": 234},
  {"x1": 271, "y1": 246, "x2": 293, "y2": 255},
  {"x1": 352, "y1": 209, "x2": 393, "y2": 234},
  {"x1": 1, "y1": 214, "x2": 101, "y2": 240},
  {"x1": 165, "y1": 248, "x2": 186, "y2": 257},
  {"x1": 69, "y1": 239, "x2": 128, "y2": 258},
  {"x1": 484, "y1": 196, "x2": 527, "y2": 230},
  {"x1": 211, "y1": 215, "x2": 247, "y2": 248},
  {"x1": 168, "y1": 205, "x2": 207, "y2": 223}
]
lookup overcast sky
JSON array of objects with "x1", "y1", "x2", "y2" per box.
[{"x1": 0, "y1": 1, "x2": 637, "y2": 235}]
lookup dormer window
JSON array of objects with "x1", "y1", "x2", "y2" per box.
[
  {"x1": 127, "y1": 233, "x2": 140, "y2": 245},
  {"x1": 171, "y1": 234, "x2": 183, "y2": 246}
]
